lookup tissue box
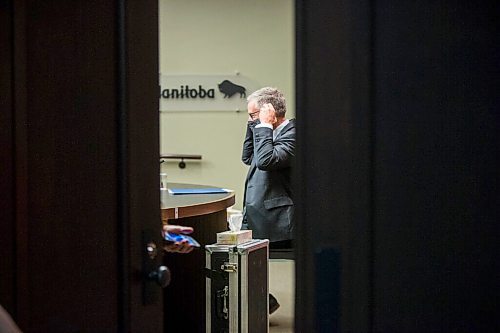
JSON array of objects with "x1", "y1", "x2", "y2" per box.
[{"x1": 216, "y1": 230, "x2": 252, "y2": 245}]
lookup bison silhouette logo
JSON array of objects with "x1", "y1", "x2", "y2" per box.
[{"x1": 218, "y1": 80, "x2": 246, "y2": 98}]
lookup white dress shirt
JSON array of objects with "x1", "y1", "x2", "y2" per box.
[{"x1": 255, "y1": 119, "x2": 290, "y2": 141}]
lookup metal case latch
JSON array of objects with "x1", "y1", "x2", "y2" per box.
[{"x1": 222, "y1": 262, "x2": 238, "y2": 272}]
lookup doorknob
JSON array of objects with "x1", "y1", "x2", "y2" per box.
[
  {"x1": 143, "y1": 229, "x2": 168, "y2": 305},
  {"x1": 148, "y1": 265, "x2": 171, "y2": 288}
]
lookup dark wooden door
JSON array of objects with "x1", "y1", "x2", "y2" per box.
[{"x1": 0, "y1": 0, "x2": 163, "y2": 331}]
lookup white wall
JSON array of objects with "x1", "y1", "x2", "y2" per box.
[{"x1": 159, "y1": 0, "x2": 294, "y2": 210}]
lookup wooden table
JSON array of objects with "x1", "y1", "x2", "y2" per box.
[{"x1": 161, "y1": 183, "x2": 235, "y2": 333}]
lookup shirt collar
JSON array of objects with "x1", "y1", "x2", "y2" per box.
[{"x1": 273, "y1": 119, "x2": 289, "y2": 140}]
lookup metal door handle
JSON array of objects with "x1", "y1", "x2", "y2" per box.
[{"x1": 148, "y1": 265, "x2": 171, "y2": 288}]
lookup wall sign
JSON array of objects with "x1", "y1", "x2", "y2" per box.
[{"x1": 159, "y1": 74, "x2": 260, "y2": 112}]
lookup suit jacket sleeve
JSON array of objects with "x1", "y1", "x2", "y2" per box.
[
  {"x1": 241, "y1": 122, "x2": 255, "y2": 165},
  {"x1": 253, "y1": 125, "x2": 296, "y2": 171}
]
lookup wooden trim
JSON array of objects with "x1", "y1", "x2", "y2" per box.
[
  {"x1": 294, "y1": 1, "x2": 373, "y2": 331},
  {"x1": 161, "y1": 195, "x2": 235, "y2": 221},
  {"x1": 125, "y1": 0, "x2": 163, "y2": 330},
  {"x1": 13, "y1": 0, "x2": 29, "y2": 326},
  {"x1": 0, "y1": 0, "x2": 16, "y2": 316},
  {"x1": 116, "y1": 0, "x2": 130, "y2": 330}
]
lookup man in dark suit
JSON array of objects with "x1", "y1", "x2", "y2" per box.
[{"x1": 241, "y1": 87, "x2": 296, "y2": 314}]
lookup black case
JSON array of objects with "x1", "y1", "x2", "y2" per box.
[{"x1": 205, "y1": 239, "x2": 269, "y2": 333}]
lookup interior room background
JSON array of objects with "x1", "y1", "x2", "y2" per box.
[{"x1": 159, "y1": 0, "x2": 295, "y2": 211}]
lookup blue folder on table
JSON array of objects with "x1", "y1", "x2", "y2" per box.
[{"x1": 167, "y1": 188, "x2": 231, "y2": 195}]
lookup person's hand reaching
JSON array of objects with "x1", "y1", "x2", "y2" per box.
[{"x1": 162, "y1": 224, "x2": 195, "y2": 253}]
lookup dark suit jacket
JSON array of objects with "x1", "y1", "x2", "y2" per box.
[{"x1": 241, "y1": 119, "x2": 296, "y2": 242}]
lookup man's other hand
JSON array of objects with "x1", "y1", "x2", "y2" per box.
[{"x1": 259, "y1": 103, "x2": 277, "y2": 125}]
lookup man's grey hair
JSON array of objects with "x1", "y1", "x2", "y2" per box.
[{"x1": 247, "y1": 87, "x2": 287, "y2": 118}]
